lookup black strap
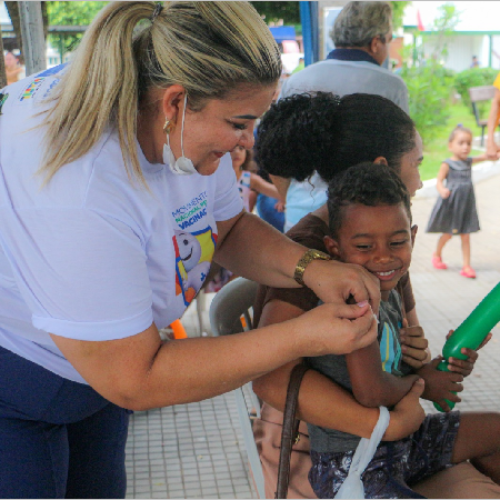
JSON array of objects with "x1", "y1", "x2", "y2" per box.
[{"x1": 275, "y1": 362, "x2": 311, "y2": 499}]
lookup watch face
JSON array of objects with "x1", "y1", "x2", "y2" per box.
[{"x1": 311, "y1": 250, "x2": 329, "y2": 260}]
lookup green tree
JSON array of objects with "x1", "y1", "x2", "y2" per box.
[
  {"x1": 423, "y1": 3, "x2": 461, "y2": 61},
  {"x1": 5, "y1": 1, "x2": 49, "y2": 62},
  {"x1": 250, "y1": 2, "x2": 300, "y2": 25},
  {"x1": 46, "y1": 1, "x2": 108, "y2": 53},
  {"x1": 400, "y1": 4, "x2": 460, "y2": 146},
  {"x1": 390, "y1": 1, "x2": 410, "y2": 31}
]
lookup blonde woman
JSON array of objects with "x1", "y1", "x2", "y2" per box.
[{"x1": 0, "y1": 2, "x2": 422, "y2": 497}]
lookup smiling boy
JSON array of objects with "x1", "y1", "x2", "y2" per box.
[{"x1": 306, "y1": 162, "x2": 500, "y2": 499}]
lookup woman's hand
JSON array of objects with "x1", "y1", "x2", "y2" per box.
[
  {"x1": 302, "y1": 258, "x2": 381, "y2": 314},
  {"x1": 399, "y1": 318, "x2": 430, "y2": 369},
  {"x1": 417, "y1": 357, "x2": 464, "y2": 411},
  {"x1": 383, "y1": 378, "x2": 426, "y2": 441},
  {"x1": 444, "y1": 330, "x2": 492, "y2": 377},
  {"x1": 292, "y1": 301, "x2": 378, "y2": 357}
]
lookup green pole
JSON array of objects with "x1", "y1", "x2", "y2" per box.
[
  {"x1": 59, "y1": 34, "x2": 63, "y2": 65},
  {"x1": 489, "y1": 35, "x2": 493, "y2": 68}
]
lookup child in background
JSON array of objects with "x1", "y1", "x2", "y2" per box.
[
  {"x1": 427, "y1": 125, "x2": 499, "y2": 278},
  {"x1": 230, "y1": 145, "x2": 282, "y2": 214},
  {"x1": 286, "y1": 163, "x2": 500, "y2": 498},
  {"x1": 205, "y1": 146, "x2": 282, "y2": 293}
]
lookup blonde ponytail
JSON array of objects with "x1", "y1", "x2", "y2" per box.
[
  {"x1": 39, "y1": 2, "x2": 281, "y2": 187},
  {"x1": 40, "y1": 2, "x2": 155, "y2": 186}
]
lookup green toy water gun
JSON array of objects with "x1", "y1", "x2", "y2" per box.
[{"x1": 434, "y1": 282, "x2": 500, "y2": 412}]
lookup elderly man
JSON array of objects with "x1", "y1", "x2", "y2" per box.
[{"x1": 279, "y1": 1, "x2": 408, "y2": 112}]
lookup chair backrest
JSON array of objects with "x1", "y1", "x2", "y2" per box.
[
  {"x1": 469, "y1": 85, "x2": 496, "y2": 123},
  {"x1": 209, "y1": 277, "x2": 259, "y2": 336},
  {"x1": 209, "y1": 277, "x2": 266, "y2": 499}
]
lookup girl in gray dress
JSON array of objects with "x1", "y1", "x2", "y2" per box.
[{"x1": 427, "y1": 125, "x2": 497, "y2": 278}]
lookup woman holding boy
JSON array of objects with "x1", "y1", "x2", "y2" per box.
[{"x1": 253, "y1": 92, "x2": 499, "y2": 498}]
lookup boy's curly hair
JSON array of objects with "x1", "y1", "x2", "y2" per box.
[
  {"x1": 328, "y1": 162, "x2": 412, "y2": 238},
  {"x1": 255, "y1": 92, "x2": 415, "y2": 182}
]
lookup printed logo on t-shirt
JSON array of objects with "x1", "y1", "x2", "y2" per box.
[
  {"x1": 42, "y1": 79, "x2": 60, "y2": 99},
  {"x1": 0, "y1": 92, "x2": 9, "y2": 114},
  {"x1": 171, "y1": 191, "x2": 209, "y2": 230},
  {"x1": 19, "y1": 77, "x2": 45, "y2": 101},
  {"x1": 172, "y1": 227, "x2": 217, "y2": 305}
]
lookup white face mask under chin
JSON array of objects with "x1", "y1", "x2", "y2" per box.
[{"x1": 164, "y1": 94, "x2": 197, "y2": 175}]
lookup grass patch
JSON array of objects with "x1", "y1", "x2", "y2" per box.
[{"x1": 419, "y1": 100, "x2": 485, "y2": 181}]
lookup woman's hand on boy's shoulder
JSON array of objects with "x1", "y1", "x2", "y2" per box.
[
  {"x1": 416, "y1": 357, "x2": 463, "y2": 411},
  {"x1": 399, "y1": 319, "x2": 430, "y2": 369}
]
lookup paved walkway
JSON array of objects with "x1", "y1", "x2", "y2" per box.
[{"x1": 125, "y1": 162, "x2": 500, "y2": 499}]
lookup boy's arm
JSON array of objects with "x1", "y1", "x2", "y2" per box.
[
  {"x1": 253, "y1": 299, "x2": 425, "y2": 440},
  {"x1": 346, "y1": 341, "x2": 419, "y2": 408}
]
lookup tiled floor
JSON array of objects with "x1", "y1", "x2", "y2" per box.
[{"x1": 125, "y1": 160, "x2": 500, "y2": 499}]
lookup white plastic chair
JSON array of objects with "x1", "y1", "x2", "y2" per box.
[{"x1": 209, "y1": 277, "x2": 265, "y2": 499}]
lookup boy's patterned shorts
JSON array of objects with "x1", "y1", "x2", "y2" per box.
[{"x1": 309, "y1": 411, "x2": 461, "y2": 499}]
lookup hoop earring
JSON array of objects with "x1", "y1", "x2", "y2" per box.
[{"x1": 163, "y1": 119, "x2": 173, "y2": 134}]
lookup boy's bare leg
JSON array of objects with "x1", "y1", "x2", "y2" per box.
[{"x1": 451, "y1": 412, "x2": 500, "y2": 484}]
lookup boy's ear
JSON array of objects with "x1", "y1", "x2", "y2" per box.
[
  {"x1": 323, "y1": 235, "x2": 341, "y2": 258},
  {"x1": 410, "y1": 224, "x2": 418, "y2": 247},
  {"x1": 373, "y1": 156, "x2": 389, "y2": 166}
]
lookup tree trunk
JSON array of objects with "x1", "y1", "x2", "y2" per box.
[
  {"x1": 5, "y1": 1, "x2": 49, "y2": 64},
  {"x1": 5, "y1": 2, "x2": 22, "y2": 61}
]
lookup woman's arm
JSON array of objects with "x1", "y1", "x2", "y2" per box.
[
  {"x1": 486, "y1": 88, "x2": 500, "y2": 160},
  {"x1": 252, "y1": 300, "x2": 425, "y2": 441},
  {"x1": 215, "y1": 211, "x2": 381, "y2": 311},
  {"x1": 50, "y1": 298, "x2": 377, "y2": 411}
]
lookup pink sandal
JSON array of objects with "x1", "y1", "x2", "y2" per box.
[
  {"x1": 432, "y1": 255, "x2": 447, "y2": 270},
  {"x1": 460, "y1": 266, "x2": 476, "y2": 279}
]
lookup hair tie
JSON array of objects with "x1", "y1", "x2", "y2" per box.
[{"x1": 150, "y1": 3, "x2": 164, "y2": 23}]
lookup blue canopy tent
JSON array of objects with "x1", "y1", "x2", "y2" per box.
[{"x1": 268, "y1": 26, "x2": 297, "y2": 44}]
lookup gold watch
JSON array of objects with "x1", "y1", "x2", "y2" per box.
[{"x1": 293, "y1": 249, "x2": 331, "y2": 286}]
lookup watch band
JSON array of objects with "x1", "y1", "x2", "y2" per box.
[{"x1": 293, "y1": 249, "x2": 331, "y2": 286}]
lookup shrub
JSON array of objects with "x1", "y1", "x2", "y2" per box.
[
  {"x1": 454, "y1": 68, "x2": 499, "y2": 109},
  {"x1": 400, "y1": 62, "x2": 456, "y2": 146}
]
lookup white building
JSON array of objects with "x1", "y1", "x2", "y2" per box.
[{"x1": 404, "y1": 1, "x2": 500, "y2": 71}]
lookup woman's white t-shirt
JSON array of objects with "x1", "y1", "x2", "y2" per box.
[{"x1": 0, "y1": 66, "x2": 243, "y2": 383}]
